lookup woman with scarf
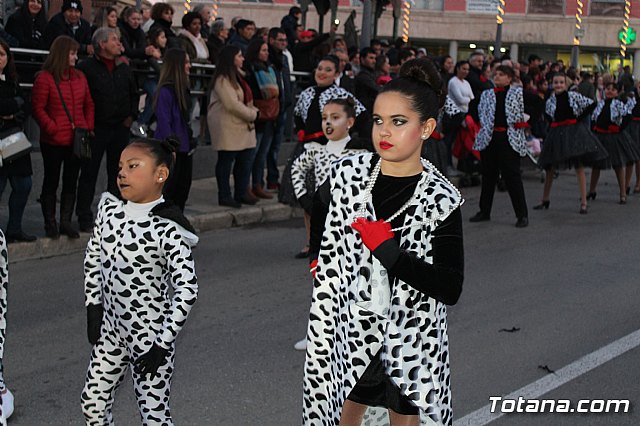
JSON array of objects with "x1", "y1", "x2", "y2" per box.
[
  {"x1": 303, "y1": 58, "x2": 463, "y2": 425},
  {"x1": 153, "y1": 48, "x2": 194, "y2": 211},
  {"x1": 279, "y1": 54, "x2": 365, "y2": 258},
  {"x1": 244, "y1": 38, "x2": 279, "y2": 200}
]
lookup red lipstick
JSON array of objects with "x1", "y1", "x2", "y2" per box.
[{"x1": 379, "y1": 141, "x2": 394, "y2": 150}]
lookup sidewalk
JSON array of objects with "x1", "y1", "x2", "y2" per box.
[{"x1": 2, "y1": 175, "x2": 301, "y2": 263}]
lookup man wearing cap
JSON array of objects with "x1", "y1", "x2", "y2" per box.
[{"x1": 43, "y1": 0, "x2": 93, "y2": 55}]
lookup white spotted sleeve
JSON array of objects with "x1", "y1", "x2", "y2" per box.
[
  {"x1": 83, "y1": 194, "x2": 112, "y2": 307},
  {"x1": 291, "y1": 143, "x2": 321, "y2": 200},
  {"x1": 0, "y1": 231, "x2": 8, "y2": 374},
  {"x1": 154, "y1": 225, "x2": 198, "y2": 349}
]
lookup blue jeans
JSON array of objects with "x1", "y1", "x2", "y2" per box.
[
  {"x1": 216, "y1": 148, "x2": 255, "y2": 201},
  {"x1": 139, "y1": 78, "x2": 158, "y2": 125},
  {"x1": 266, "y1": 111, "x2": 287, "y2": 186},
  {"x1": 0, "y1": 175, "x2": 32, "y2": 233},
  {"x1": 252, "y1": 120, "x2": 276, "y2": 187}
]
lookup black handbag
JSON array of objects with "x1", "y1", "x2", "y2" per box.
[{"x1": 55, "y1": 82, "x2": 92, "y2": 160}]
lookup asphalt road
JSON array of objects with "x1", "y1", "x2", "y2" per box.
[{"x1": 3, "y1": 167, "x2": 640, "y2": 425}]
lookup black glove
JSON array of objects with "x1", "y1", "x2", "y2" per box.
[
  {"x1": 298, "y1": 194, "x2": 313, "y2": 215},
  {"x1": 86, "y1": 304, "x2": 104, "y2": 345},
  {"x1": 133, "y1": 344, "x2": 169, "y2": 379}
]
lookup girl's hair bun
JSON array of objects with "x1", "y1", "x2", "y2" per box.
[
  {"x1": 399, "y1": 58, "x2": 443, "y2": 93},
  {"x1": 161, "y1": 137, "x2": 180, "y2": 154}
]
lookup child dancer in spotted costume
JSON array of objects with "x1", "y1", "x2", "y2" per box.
[
  {"x1": 0, "y1": 232, "x2": 13, "y2": 426},
  {"x1": 81, "y1": 138, "x2": 198, "y2": 425},
  {"x1": 303, "y1": 58, "x2": 464, "y2": 425},
  {"x1": 290, "y1": 96, "x2": 367, "y2": 351}
]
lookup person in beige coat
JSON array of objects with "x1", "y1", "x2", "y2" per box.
[{"x1": 208, "y1": 45, "x2": 259, "y2": 208}]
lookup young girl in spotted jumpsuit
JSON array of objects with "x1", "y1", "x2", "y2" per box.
[{"x1": 81, "y1": 138, "x2": 198, "y2": 425}]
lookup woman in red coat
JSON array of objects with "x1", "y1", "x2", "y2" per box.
[{"x1": 32, "y1": 36, "x2": 94, "y2": 239}]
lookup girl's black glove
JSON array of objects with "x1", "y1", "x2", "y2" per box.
[
  {"x1": 86, "y1": 304, "x2": 104, "y2": 345},
  {"x1": 134, "y1": 344, "x2": 169, "y2": 379}
]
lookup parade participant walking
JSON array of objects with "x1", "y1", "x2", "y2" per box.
[
  {"x1": 280, "y1": 55, "x2": 365, "y2": 258},
  {"x1": 534, "y1": 72, "x2": 605, "y2": 214},
  {"x1": 31, "y1": 36, "x2": 94, "y2": 239},
  {"x1": 0, "y1": 231, "x2": 14, "y2": 422},
  {"x1": 75, "y1": 28, "x2": 138, "y2": 232},
  {"x1": 290, "y1": 97, "x2": 366, "y2": 351},
  {"x1": 154, "y1": 48, "x2": 194, "y2": 211},
  {"x1": 0, "y1": 40, "x2": 36, "y2": 243},
  {"x1": 469, "y1": 65, "x2": 530, "y2": 228},
  {"x1": 81, "y1": 138, "x2": 198, "y2": 425},
  {"x1": 589, "y1": 82, "x2": 640, "y2": 204},
  {"x1": 303, "y1": 58, "x2": 464, "y2": 426},
  {"x1": 208, "y1": 45, "x2": 259, "y2": 208},
  {"x1": 624, "y1": 81, "x2": 640, "y2": 193}
]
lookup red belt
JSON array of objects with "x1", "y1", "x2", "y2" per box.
[
  {"x1": 430, "y1": 130, "x2": 443, "y2": 140},
  {"x1": 632, "y1": 117, "x2": 640, "y2": 121},
  {"x1": 297, "y1": 130, "x2": 325, "y2": 142},
  {"x1": 593, "y1": 125, "x2": 621, "y2": 134},
  {"x1": 493, "y1": 127, "x2": 507, "y2": 132},
  {"x1": 551, "y1": 119, "x2": 577, "y2": 128},
  {"x1": 493, "y1": 122, "x2": 529, "y2": 133}
]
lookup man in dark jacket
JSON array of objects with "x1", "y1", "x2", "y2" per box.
[
  {"x1": 75, "y1": 28, "x2": 138, "y2": 231},
  {"x1": 280, "y1": 6, "x2": 301, "y2": 48},
  {"x1": 355, "y1": 47, "x2": 378, "y2": 113},
  {"x1": 292, "y1": 29, "x2": 331, "y2": 73},
  {"x1": 266, "y1": 27, "x2": 293, "y2": 191},
  {"x1": 43, "y1": 0, "x2": 93, "y2": 55},
  {"x1": 227, "y1": 19, "x2": 255, "y2": 55}
]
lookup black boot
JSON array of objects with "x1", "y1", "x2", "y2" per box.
[
  {"x1": 59, "y1": 193, "x2": 80, "y2": 239},
  {"x1": 40, "y1": 193, "x2": 59, "y2": 239}
]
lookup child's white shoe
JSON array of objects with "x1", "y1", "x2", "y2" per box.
[
  {"x1": 294, "y1": 338, "x2": 307, "y2": 351},
  {"x1": 1, "y1": 388, "x2": 14, "y2": 420}
]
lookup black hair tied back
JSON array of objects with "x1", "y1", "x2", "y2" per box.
[
  {"x1": 161, "y1": 136, "x2": 180, "y2": 155},
  {"x1": 381, "y1": 58, "x2": 444, "y2": 121},
  {"x1": 128, "y1": 137, "x2": 177, "y2": 173}
]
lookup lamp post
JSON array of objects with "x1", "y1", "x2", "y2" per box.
[
  {"x1": 495, "y1": 0, "x2": 505, "y2": 56},
  {"x1": 571, "y1": 0, "x2": 584, "y2": 68}
]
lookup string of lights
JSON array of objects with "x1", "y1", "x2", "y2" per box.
[{"x1": 401, "y1": 0, "x2": 411, "y2": 43}]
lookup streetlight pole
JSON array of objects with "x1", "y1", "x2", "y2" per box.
[{"x1": 495, "y1": 0, "x2": 505, "y2": 56}]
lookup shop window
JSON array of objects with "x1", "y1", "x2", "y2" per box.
[
  {"x1": 527, "y1": 0, "x2": 565, "y2": 15},
  {"x1": 413, "y1": 0, "x2": 444, "y2": 10},
  {"x1": 590, "y1": 0, "x2": 625, "y2": 17}
]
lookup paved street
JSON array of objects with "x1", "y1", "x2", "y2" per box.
[{"x1": 3, "y1": 166, "x2": 640, "y2": 425}]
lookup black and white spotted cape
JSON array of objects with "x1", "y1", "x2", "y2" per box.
[
  {"x1": 592, "y1": 97, "x2": 637, "y2": 126},
  {"x1": 82, "y1": 193, "x2": 198, "y2": 424},
  {"x1": 291, "y1": 137, "x2": 365, "y2": 199},
  {"x1": 474, "y1": 86, "x2": 528, "y2": 156},
  {"x1": 545, "y1": 91, "x2": 593, "y2": 119},
  {"x1": 0, "y1": 232, "x2": 7, "y2": 425},
  {"x1": 302, "y1": 153, "x2": 463, "y2": 426}
]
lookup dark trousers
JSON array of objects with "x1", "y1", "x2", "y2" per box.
[
  {"x1": 266, "y1": 111, "x2": 287, "y2": 186},
  {"x1": 443, "y1": 113, "x2": 465, "y2": 168},
  {"x1": 479, "y1": 134, "x2": 528, "y2": 219},
  {"x1": 216, "y1": 148, "x2": 255, "y2": 202},
  {"x1": 0, "y1": 174, "x2": 32, "y2": 233},
  {"x1": 252, "y1": 120, "x2": 276, "y2": 187},
  {"x1": 164, "y1": 152, "x2": 193, "y2": 211},
  {"x1": 40, "y1": 143, "x2": 80, "y2": 226},
  {"x1": 76, "y1": 124, "x2": 129, "y2": 225}
]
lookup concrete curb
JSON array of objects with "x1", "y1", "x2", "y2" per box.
[{"x1": 8, "y1": 204, "x2": 299, "y2": 264}]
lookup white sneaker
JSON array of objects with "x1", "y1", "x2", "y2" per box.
[
  {"x1": 294, "y1": 338, "x2": 307, "y2": 351},
  {"x1": 2, "y1": 388, "x2": 14, "y2": 420}
]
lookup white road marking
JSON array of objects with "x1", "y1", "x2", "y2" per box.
[{"x1": 453, "y1": 328, "x2": 640, "y2": 425}]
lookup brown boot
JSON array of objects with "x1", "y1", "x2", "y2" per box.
[
  {"x1": 252, "y1": 185, "x2": 273, "y2": 199},
  {"x1": 241, "y1": 187, "x2": 259, "y2": 204}
]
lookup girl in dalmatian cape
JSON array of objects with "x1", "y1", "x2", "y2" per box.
[
  {"x1": 290, "y1": 96, "x2": 369, "y2": 351},
  {"x1": 624, "y1": 81, "x2": 640, "y2": 193},
  {"x1": 303, "y1": 58, "x2": 464, "y2": 426},
  {"x1": 0, "y1": 231, "x2": 14, "y2": 426},
  {"x1": 533, "y1": 72, "x2": 606, "y2": 214},
  {"x1": 81, "y1": 138, "x2": 198, "y2": 425},
  {"x1": 588, "y1": 82, "x2": 640, "y2": 204}
]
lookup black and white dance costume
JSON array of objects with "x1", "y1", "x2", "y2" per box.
[
  {"x1": 303, "y1": 153, "x2": 464, "y2": 425},
  {"x1": 473, "y1": 86, "x2": 531, "y2": 221},
  {"x1": 0, "y1": 231, "x2": 11, "y2": 425},
  {"x1": 290, "y1": 135, "x2": 364, "y2": 210},
  {"x1": 82, "y1": 193, "x2": 198, "y2": 425},
  {"x1": 422, "y1": 97, "x2": 464, "y2": 175},
  {"x1": 279, "y1": 84, "x2": 365, "y2": 205},
  {"x1": 624, "y1": 90, "x2": 640, "y2": 153},
  {"x1": 537, "y1": 91, "x2": 606, "y2": 169},
  {"x1": 591, "y1": 97, "x2": 640, "y2": 169}
]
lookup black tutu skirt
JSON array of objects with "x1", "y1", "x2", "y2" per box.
[
  {"x1": 592, "y1": 131, "x2": 640, "y2": 169},
  {"x1": 537, "y1": 123, "x2": 608, "y2": 170},
  {"x1": 421, "y1": 137, "x2": 448, "y2": 175},
  {"x1": 347, "y1": 349, "x2": 419, "y2": 415},
  {"x1": 278, "y1": 142, "x2": 316, "y2": 206},
  {"x1": 625, "y1": 120, "x2": 640, "y2": 147}
]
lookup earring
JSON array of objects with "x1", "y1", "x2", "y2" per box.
[{"x1": 159, "y1": 178, "x2": 163, "y2": 182}]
